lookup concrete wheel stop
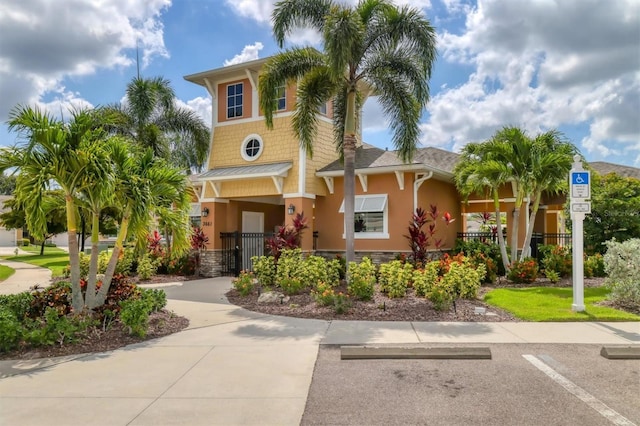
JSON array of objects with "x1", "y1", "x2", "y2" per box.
[
  {"x1": 600, "y1": 346, "x2": 640, "y2": 359},
  {"x1": 340, "y1": 346, "x2": 492, "y2": 360}
]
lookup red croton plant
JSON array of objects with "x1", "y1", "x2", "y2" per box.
[
  {"x1": 266, "y1": 212, "x2": 309, "y2": 262},
  {"x1": 406, "y1": 205, "x2": 455, "y2": 266}
]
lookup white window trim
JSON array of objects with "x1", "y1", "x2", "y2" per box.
[
  {"x1": 339, "y1": 194, "x2": 389, "y2": 239},
  {"x1": 241, "y1": 134, "x2": 264, "y2": 162},
  {"x1": 226, "y1": 82, "x2": 243, "y2": 119},
  {"x1": 277, "y1": 86, "x2": 286, "y2": 111}
]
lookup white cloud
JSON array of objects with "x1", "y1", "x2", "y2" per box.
[
  {"x1": 223, "y1": 0, "x2": 274, "y2": 24},
  {"x1": 419, "y1": 0, "x2": 640, "y2": 164},
  {"x1": 223, "y1": 42, "x2": 264, "y2": 66},
  {"x1": 0, "y1": 0, "x2": 171, "y2": 121},
  {"x1": 176, "y1": 96, "x2": 213, "y2": 128}
]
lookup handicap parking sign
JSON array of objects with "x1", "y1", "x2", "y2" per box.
[
  {"x1": 571, "y1": 172, "x2": 589, "y2": 185},
  {"x1": 571, "y1": 171, "x2": 590, "y2": 199}
]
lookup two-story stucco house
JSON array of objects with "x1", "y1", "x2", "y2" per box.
[{"x1": 184, "y1": 57, "x2": 637, "y2": 277}]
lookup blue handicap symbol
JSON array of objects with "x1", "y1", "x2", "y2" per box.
[{"x1": 572, "y1": 172, "x2": 589, "y2": 185}]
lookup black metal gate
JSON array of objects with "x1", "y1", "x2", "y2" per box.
[{"x1": 219, "y1": 232, "x2": 274, "y2": 276}]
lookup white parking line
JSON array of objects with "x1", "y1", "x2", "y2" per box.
[{"x1": 523, "y1": 354, "x2": 636, "y2": 426}]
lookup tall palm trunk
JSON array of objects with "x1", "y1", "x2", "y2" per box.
[
  {"x1": 94, "y1": 206, "x2": 130, "y2": 307},
  {"x1": 85, "y1": 212, "x2": 100, "y2": 308},
  {"x1": 493, "y1": 189, "x2": 510, "y2": 272},
  {"x1": 65, "y1": 194, "x2": 83, "y2": 312},
  {"x1": 520, "y1": 191, "x2": 542, "y2": 262},
  {"x1": 343, "y1": 90, "x2": 358, "y2": 272}
]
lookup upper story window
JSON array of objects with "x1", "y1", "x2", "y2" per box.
[
  {"x1": 227, "y1": 83, "x2": 243, "y2": 118},
  {"x1": 277, "y1": 86, "x2": 286, "y2": 111},
  {"x1": 318, "y1": 102, "x2": 327, "y2": 115}
]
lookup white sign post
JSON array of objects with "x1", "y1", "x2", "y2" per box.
[{"x1": 569, "y1": 155, "x2": 591, "y2": 312}]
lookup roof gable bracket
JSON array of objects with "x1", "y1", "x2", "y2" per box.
[
  {"x1": 357, "y1": 173, "x2": 368, "y2": 192},
  {"x1": 272, "y1": 176, "x2": 284, "y2": 194},
  {"x1": 323, "y1": 176, "x2": 335, "y2": 194},
  {"x1": 394, "y1": 171, "x2": 405, "y2": 190},
  {"x1": 245, "y1": 69, "x2": 259, "y2": 91},
  {"x1": 209, "y1": 181, "x2": 221, "y2": 198}
]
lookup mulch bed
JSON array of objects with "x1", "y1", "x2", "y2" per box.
[
  {"x1": 226, "y1": 277, "x2": 612, "y2": 322},
  {"x1": 0, "y1": 310, "x2": 189, "y2": 361}
]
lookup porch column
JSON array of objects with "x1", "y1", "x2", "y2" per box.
[
  {"x1": 284, "y1": 196, "x2": 315, "y2": 252},
  {"x1": 201, "y1": 200, "x2": 228, "y2": 250}
]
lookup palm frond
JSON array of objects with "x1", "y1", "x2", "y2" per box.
[{"x1": 272, "y1": 0, "x2": 333, "y2": 47}]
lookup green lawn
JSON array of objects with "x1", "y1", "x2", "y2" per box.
[
  {"x1": 484, "y1": 287, "x2": 640, "y2": 321},
  {"x1": 3, "y1": 246, "x2": 70, "y2": 277},
  {"x1": 0, "y1": 264, "x2": 15, "y2": 281}
]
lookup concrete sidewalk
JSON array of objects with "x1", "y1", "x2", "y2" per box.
[
  {"x1": 0, "y1": 257, "x2": 52, "y2": 295},
  {"x1": 0, "y1": 277, "x2": 638, "y2": 425}
]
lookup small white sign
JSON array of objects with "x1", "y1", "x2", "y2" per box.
[
  {"x1": 571, "y1": 202, "x2": 591, "y2": 214},
  {"x1": 570, "y1": 171, "x2": 591, "y2": 199}
]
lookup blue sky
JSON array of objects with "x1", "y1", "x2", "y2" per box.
[{"x1": 1, "y1": 0, "x2": 638, "y2": 167}]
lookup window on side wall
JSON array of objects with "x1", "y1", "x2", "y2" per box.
[
  {"x1": 338, "y1": 194, "x2": 389, "y2": 239},
  {"x1": 318, "y1": 102, "x2": 327, "y2": 115},
  {"x1": 276, "y1": 86, "x2": 286, "y2": 111},
  {"x1": 227, "y1": 83, "x2": 243, "y2": 118}
]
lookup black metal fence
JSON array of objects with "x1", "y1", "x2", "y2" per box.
[
  {"x1": 220, "y1": 231, "x2": 319, "y2": 276},
  {"x1": 457, "y1": 231, "x2": 572, "y2": 259}
]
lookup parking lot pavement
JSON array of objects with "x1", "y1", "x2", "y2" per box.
[{"x1": 302, "y1": 343, "x2": 640, "y2": 426}]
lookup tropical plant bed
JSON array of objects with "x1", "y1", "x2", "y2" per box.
[
  {"x1": 225, "y1": 276, "x2": 636, "y2": 322},
  {"x1": 226, "y1": 284, "x2": 520, "y2": 322},
  {"x1": 0, "y1": 310, "x2": 188, "y2": 361}
]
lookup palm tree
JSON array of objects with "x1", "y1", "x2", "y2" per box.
[
  {"x1": 104, "y1": 76, "x2": 210, "y2": 172},
  {"x1": 2, "y1": 106, "x2": 109, "y2": 312},
  {"x1": 93, "y1": 141, "x2": 192, "y2": 307},
  {"x1": 455, "y1": 126, "x2": 577, "y2": 269},
  {"x1": 519, "y1": 131, "x2": 576, "y2": 260},
  {"x1": 259, "y1": 0, "x2": 437, "y2": 267},
  {"x1": 454, "y1": 142, "x2": 511, "y2": 271}
]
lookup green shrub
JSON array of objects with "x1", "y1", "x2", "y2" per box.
[
  {"x1": 545, "y1": 269, "x2": 561, "y2": 284},
  {"x1": 140, "y1": 288, "x2": 167, "y2": 312},
  {"x1": 26, "y1": 308, "x2": 94, "y2": 347},
  {"x1": 507, "y1": 258, "x2": 539, "y2": 284},
  {"x1": 332, "y1": 292, "x2": 351, "y2": 314},
  {"x1": 0, "y1": 308, "x2": 23, "y2": 352},
  {"x1": 136, "y1": 255, "x2": 158, "y2": 280},
  {"x1": 0, "y1": 292, "x2": 34, "y2": 320},
  {"x1": 275, "y1": 249, "x2": 303, "y2": 284},
  {"x1": 584, "y1": 253, "x2": 605, "y2": 278},
  {"x1": 442, "y1": 259, "x2": 485, "y2": 299},
  {"x1": 540, "y1": 245, "x2": 572, "y2": 277},
  {"x1": 454, "y1": 238, "x2": 505, "y2": 276},
  {"x1": 413, "y1": 261, "x2": 440, "y2": 297},
  {"x1": 22, "y1": 238, "x2": 30, "y2": 247},
  {"x1": 300, "y1": 255, "x2": 332, "y2": 288},
  {"x1": 604, "y1": 238, "x2": 640, "y2": 308},
  {"x1": 119, "y1": 298, "x2": 152, "y2": 338},
  {"x1": 233, "y1": 271, "x2": 255, "y2": 296},
  {"x1": 334, "y1": 254, "x2": 347, "y2": 280},
  {"x1": 347, "y1": 257, "x2": 376, "y2": 301},
  {"x1": 279, "y1": 277, "x2": 305, "y2": 295},
  {"x1": 326, "y1": 259, "x2": 342, "y2": 287},
  {"x1": 251, "y1": 255, "x2": 276, "y2": 287},
  {"x1": 311, "y1": 282, "x2": 336, "y2": 306},
  {"x1": 427, "y1": 279, "x2": 455, "y2": 311},
  {"x1": 378, "y1": 260, "x2": 413, "y2": 298}
]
